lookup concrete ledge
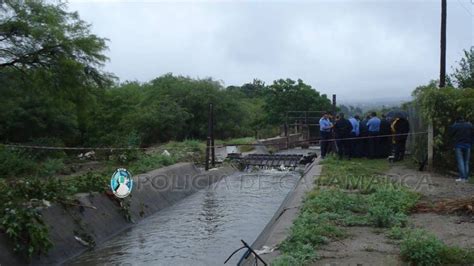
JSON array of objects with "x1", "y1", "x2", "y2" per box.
[
  {"x1": 242, "y1": 159, "x2": 321, "y2": 265},
  {"x1": 0, "y1": 163, "x2": 236, "y2": 265},
  {"x1": 260, "y1": 134, "x2": 302, "y2": 151}
]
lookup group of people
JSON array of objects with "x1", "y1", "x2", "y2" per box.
[{"x1": 319, "y1": 111, "x2": 410, "y2": 161}]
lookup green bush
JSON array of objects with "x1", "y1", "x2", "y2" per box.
[
  {"x1": 38, "y1": 158, "x2": 65, "y2": 177},
  {"x1": 368, "y1": 188, "x2": 419, "y2": 214},
  {"x1": 387, "y1": 226, "x2": 406, "y2": 240},
  {"x1": 400, "y1": 229, "x2": 444, "y2": 266},
  {"x1": 440, "y1": 246, "x2": 474, "y2": 265},
  {"x1": 0, "y1": 147, "x2": 37, "y2": 178},
  {"x1": 367, "y1": 205, "x2": 407, "y2": 228}
]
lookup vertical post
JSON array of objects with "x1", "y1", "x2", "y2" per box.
[
  {"x1": 284, "y1": 122, "x2": 289, "y2": 149},
  {"x1": 439, "y1": 0, "x2": 447, "y2": 88},
  {"x1": 210, "y1": 103, "x2": 215, "y2": 168},
  {"x1": 427, "y1": 123, "x2": 434, "y2": 171},
  {"x1": 332, "y1": 94, "x2": 337, "y2": 115},
  {"x1": 205, "y1": 103, "x2": 213, "y2": 171}
]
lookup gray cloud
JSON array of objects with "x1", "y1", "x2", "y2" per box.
[{"x1": 69, "y1": 0, "x2": 473, "y2": 101}]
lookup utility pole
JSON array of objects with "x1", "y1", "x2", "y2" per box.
[
  {"x1": 332, "y1": 94, "x2": 336, "y2": 115},
  {"x1": 439, "y1": 0, "x2": 447, "y2": 88}
]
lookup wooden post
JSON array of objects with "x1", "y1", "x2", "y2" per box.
[{"x1": 427, "y1": 123, "x2": 434, "y2": 171}]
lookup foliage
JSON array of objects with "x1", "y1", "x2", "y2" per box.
[
  {"x1": 1, "y1": 203, "x2": 52, "y2": 258},
  {"x1": 263, "y1": 78, "x2": 332, "y2": 125},
  {"x1": 0, "y1": 0, "x2": 110, "y2": 84},
  {"x1": 452, "y1": 47, "x2": 474, "y2": 89},
  {"x1": 412, "y1": 85, "x2": 474, "y2": 170},
  {"x1": 388, "y1": 227, "x2": 474, "y2": 265},
  {"x1": 0, "y1": 177, "x2": 70, "y2": 258},
  {"x1": 0, "y1": 0, "x2": 112, "y2": 145},
  {"x1": 0, "y1": 147, "x2": 37, "y2": 178},
  {"x1": 275, "y1": 158, "x2": 420, "y2": 264},
  {"x1": 399, "y1": 229, "x2": 444, "y2": 266}
]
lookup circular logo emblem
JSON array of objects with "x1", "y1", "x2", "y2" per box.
[{"x1": 110, "y1": 168, "x2": 133, "y2": 198}]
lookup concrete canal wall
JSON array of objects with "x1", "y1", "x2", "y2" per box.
[
  {"x1": 259, "y1": 133, "x2": 303, "y2": 151},
  {"x1": 242, "y1": 159, "x2": 321, "y2": 265},
  {"x1": 0, "y1": 163, "x2": 236, "y2": 265}
]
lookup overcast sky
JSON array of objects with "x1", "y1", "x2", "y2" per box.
[{"x1": 68, "y1": 0, "x2": 473, "y2": 102}]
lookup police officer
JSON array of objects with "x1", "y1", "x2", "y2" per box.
[
  {"x1": 380, "y1": 114, "x2": 392, "y2": 158},
  {"x1": 367, "y1": 112, "x2": 381, "y2": 159},
  {"x1": 334, "y1": 113, "x2": 353, "y2": 160},
  {"x1": 349, "y1": 115, "x2": 360, "y2": 158},
  {"x1": 319, "y1": 111, "x2": 333, "y2": 159},
  {"x1": 391, "y1": 117, "x2": 410, "y2": 161}
]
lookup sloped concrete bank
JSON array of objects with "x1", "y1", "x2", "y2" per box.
[
  {"x1": 242, "y1": 158, "x2": 321, "y2": 265},
  {"x1": 0, "y1": 163, "x2": 236, "y2": 265}
]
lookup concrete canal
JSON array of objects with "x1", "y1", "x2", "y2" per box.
[{"x1": 67, "y1": 170, "x2": 300, "y2": 265}]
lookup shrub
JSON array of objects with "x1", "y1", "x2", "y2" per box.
[
  {"x1": 38, "y1": 158, "x2": 65, "y2": 177},
  {"x1": 367, "y1": 205, "x2": 407, "y2": 228},
  {"x1": 412, "y1": 85, "x2": 474, "y2": 171},
  {"x1": 0, "y1": 147, "x2": 37, "y2": 178},
  {"x1": 400, "y1": 229, "x2": 444, "y2": 266}
]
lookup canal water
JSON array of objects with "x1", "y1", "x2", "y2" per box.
[{"x1": 67, "y1": 170, "x2": 300, "y2": 266}]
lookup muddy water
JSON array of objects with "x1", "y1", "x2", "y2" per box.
[{"x1": 67, "y1": 170, "x2": 299, "y2": 266}]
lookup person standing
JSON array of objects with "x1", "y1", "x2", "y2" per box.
[
  {"x1": 366, "y1": 112, "x2": 381, "y2": 159},
  {"x1": 359, "y1": 115, "x2": 370, "y2": 157},
  {"x1": 380, "y1": 114, "x2": 392, "y2": 158},
  {"x1": 391, "y1": 117, "x2": 410, "y2": 161},
  {"x1": 449, "y1": 117, "x2": 473, "y2": 182},
  {"x1": 334, "y1": 113, "x2": 353, "y2": 160},
  {"x1": 349, "y1": 115, "x2": 360, "y2": 158},
  {"x1": 319, "y1": 112, "x2": 333, "y2": 159}
]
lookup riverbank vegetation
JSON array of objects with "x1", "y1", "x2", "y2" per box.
[
  {"x1": 0, "y1": 0, "x2": 332, "y2": 180},
  {"x1": 273, "y1": 157, "x2": 474, "y2": 266}
]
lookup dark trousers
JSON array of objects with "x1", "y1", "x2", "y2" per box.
[
  {"x1": 380, "y1": 136, "x2": 391, "y2": 158},
  {"x1": 320, "y1": 131, "x2": 331, "y2": 158},
  {"x1": 349, "y1": 132, "x2": 358, "y2": 158},
  {"x1": 336, "y1": 136, "x2": 351, "y2": 159},
  {"x1": 394, "y1": 137, "x2": 407, "y2": 161},
  {"x1": 359, "y1": 134, "x2": 369, "y2": 157},
  {"x1": 368, "y1": 131, "x2": 379, "y2": 158}
]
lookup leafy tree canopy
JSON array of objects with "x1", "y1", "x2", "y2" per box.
[
  {"x1": 0, "y1": 0, "x2": 112, "y2": 87},
  {"x1": 452, "y1": 47, "x2": 474, "y2": 89},
  {"x1": 264, "y1": 78, "x2": 332, "y2": 125}
]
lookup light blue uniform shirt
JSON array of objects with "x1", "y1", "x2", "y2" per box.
[
  {"x1": 349, "y1": 117, "x2": 360, "y2": 136},
  {"x1": 319, "y1": 118, "x2": 333, "y2": 132},
  {"x1": 367, "y1": 117, "x2": 381, "y2": 132}
]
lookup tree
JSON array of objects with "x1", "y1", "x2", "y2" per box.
[
  {"x1": 0, "y1": 0, "x2": 111, "y2": 87},
  {"x1": 0, "y1": 1, "x2": 113, "y2": 145},
  {"x1": 263, "y1": 79, "x2": 332, "y2": 125},
  {"x1": 452, "y1": 47, "x2": 474, "y2": 89}
]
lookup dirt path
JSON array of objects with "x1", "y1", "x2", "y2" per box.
[
  {"x1": 313, "y1": 164, "x2": 474, "y2": 266},
  {"x1": 314, "y1": 227, "x2": 402, "y2": 265}
]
